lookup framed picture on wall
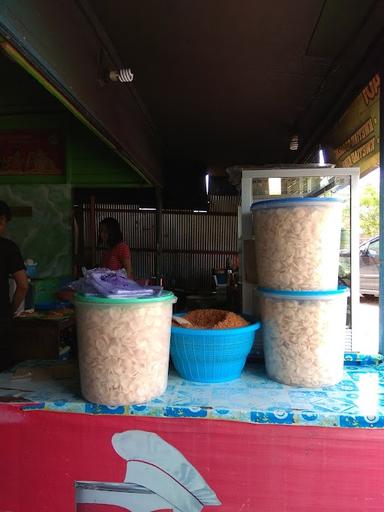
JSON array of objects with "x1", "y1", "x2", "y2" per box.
[{"x1": 0, "y1": 130, "x2": 65, "y2": 175}]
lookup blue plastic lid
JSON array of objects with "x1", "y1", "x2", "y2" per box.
[
  {"x1": 257, "y1": 285, "x2": 349, "y2": 300},
  {"x1": 75, "y1": 290, "x2": 176, "y2": 305},
  {"x1": 251, "y1": 197, "x2": 343, "y2": 210}
]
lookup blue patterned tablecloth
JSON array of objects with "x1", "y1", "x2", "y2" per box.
[{"x1": 1, "y1": 355, "x2": 384, "y2": 428}]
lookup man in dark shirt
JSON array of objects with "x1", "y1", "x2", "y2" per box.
[
  {"x1": 0, "y1": 201, "x2": 28, "y2": 319},
  {"x1": 0, "y1": 201, "x2": 29, "y2": 371}
]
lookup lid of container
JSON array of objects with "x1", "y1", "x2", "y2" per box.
[
  {"x1": 257, "y1": 285, "x2": 349, "y2": 300},
  {"x1": 251, "y1": 197, "x2": 343, "y2": 210},
  {"x1": 75, "y1": 290, "x2": 176, "y2": 305}
]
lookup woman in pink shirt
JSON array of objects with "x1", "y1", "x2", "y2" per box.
[{"x1": 99, "y1": 217, "x2": 132, "y2": 278}]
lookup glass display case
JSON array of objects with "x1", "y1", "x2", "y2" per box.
[{"x1": 237, "y1": 166, "x2": 360, "y2": 351}]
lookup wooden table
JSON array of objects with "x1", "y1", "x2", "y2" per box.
[{"x1": 10, "y1": 312, "x2": 75, "y2": 364}]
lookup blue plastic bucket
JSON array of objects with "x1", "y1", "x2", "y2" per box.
[
  {"x1": 170, "y1": 319, "x2": 261, "y2": 383},
  {"x1": 25, "y1": 263, "x2": 38, "y2": 278}
]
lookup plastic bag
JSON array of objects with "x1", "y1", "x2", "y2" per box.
[{"x1": 69, "y1": 268, "x2": 162, "y2": 299}]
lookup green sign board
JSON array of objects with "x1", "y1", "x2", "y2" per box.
[{"x1": 325, "y1": 74, "x2": 380, "y2": 177}]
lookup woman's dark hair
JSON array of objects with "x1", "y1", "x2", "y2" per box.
[
  {"x1": 100, "y1": 217, "x2": 123, "y2": 248},
  {"x1": 0, "y1": 200, "x2": 12, "y2": 221}
]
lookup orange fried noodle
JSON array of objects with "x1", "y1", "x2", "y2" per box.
[{"x1": 183, "y1": 309, "x2": 249, "y2": 329}]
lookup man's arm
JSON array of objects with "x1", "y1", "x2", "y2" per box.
[{"x1": 12, "y1": 269, "x2": 29, "y2": 315}]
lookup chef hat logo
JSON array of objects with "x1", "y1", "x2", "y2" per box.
[{"x1": 112, "y1": 430, "x2": 221, "y2": 512}]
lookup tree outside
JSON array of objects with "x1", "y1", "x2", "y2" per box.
[
  {"x1": 338, "y1": 169, "x2": 380, "y2": 280},
  {"x1": 340, "y1": 169, "x2": 380, "y2": 243},
  {"x1": 360, "y1": 183, "x2": 379, "y2": 239}
]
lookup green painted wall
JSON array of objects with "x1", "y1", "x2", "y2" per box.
[
  {"x1": 0, "y1": 184, "x2": 71, "y2": 278},
  {"x1": 0, "y1": 112, "x2": 146, "y2": 283},
  {"x1": 0, "y1": 112, "x2": 147, "y2": 187},
  {"x1": 67, "y1": 118, "x2": 146, "y2": 187}
]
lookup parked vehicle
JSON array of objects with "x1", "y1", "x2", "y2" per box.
[
  {"x1": 360, "y1": 236, "x2": 380, "y2": 296},
  {"x1": 339, "y1": 236, "x2": 380, "y2": 297}
]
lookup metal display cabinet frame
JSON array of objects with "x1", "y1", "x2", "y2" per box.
[{"x1": 240, "y1": 167, "x2": 360, "y2": 349}]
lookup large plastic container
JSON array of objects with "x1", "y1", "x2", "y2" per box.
[
  {"x1": 75, "y1": 291, "x2": 176, "y2": 405},
  {"x1": 251, "y1": 197, "x2": 343, "y2": 290},
  {"x1": 170, "y1": 318, "x2": 261, "y2": 382},
  {"x1": 259, "y1": 286, "x2": 348, "y2": 387}
]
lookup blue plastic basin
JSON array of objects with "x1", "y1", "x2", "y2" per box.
[{"x1": 170, "y1": 319, "x2": 261, "y2": 383}]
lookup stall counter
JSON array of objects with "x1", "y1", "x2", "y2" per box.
[
  {"x1": 1, "y1": 354, "x2": 383, "y2": 428},
  {"x1": 1, "y1": 355, "x2": 384, "y2": 512}
]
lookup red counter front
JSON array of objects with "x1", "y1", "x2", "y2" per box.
[{"x1": 1, "y1": 403, "x2": 384, "y2": 511}]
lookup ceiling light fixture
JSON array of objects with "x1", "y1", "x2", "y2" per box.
[
  {"x1": 205, "y1": 173, "x2": 210, "y2": 195},
  {"x1": 319, "y1": 146, "x2": 325, "y2": 166},
  {"x1": 289, "y1": 134, "x2": 299, "y2": 151},
  {"x1": 109, "y1": 68, "x2": 134, "y2": 83}
]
